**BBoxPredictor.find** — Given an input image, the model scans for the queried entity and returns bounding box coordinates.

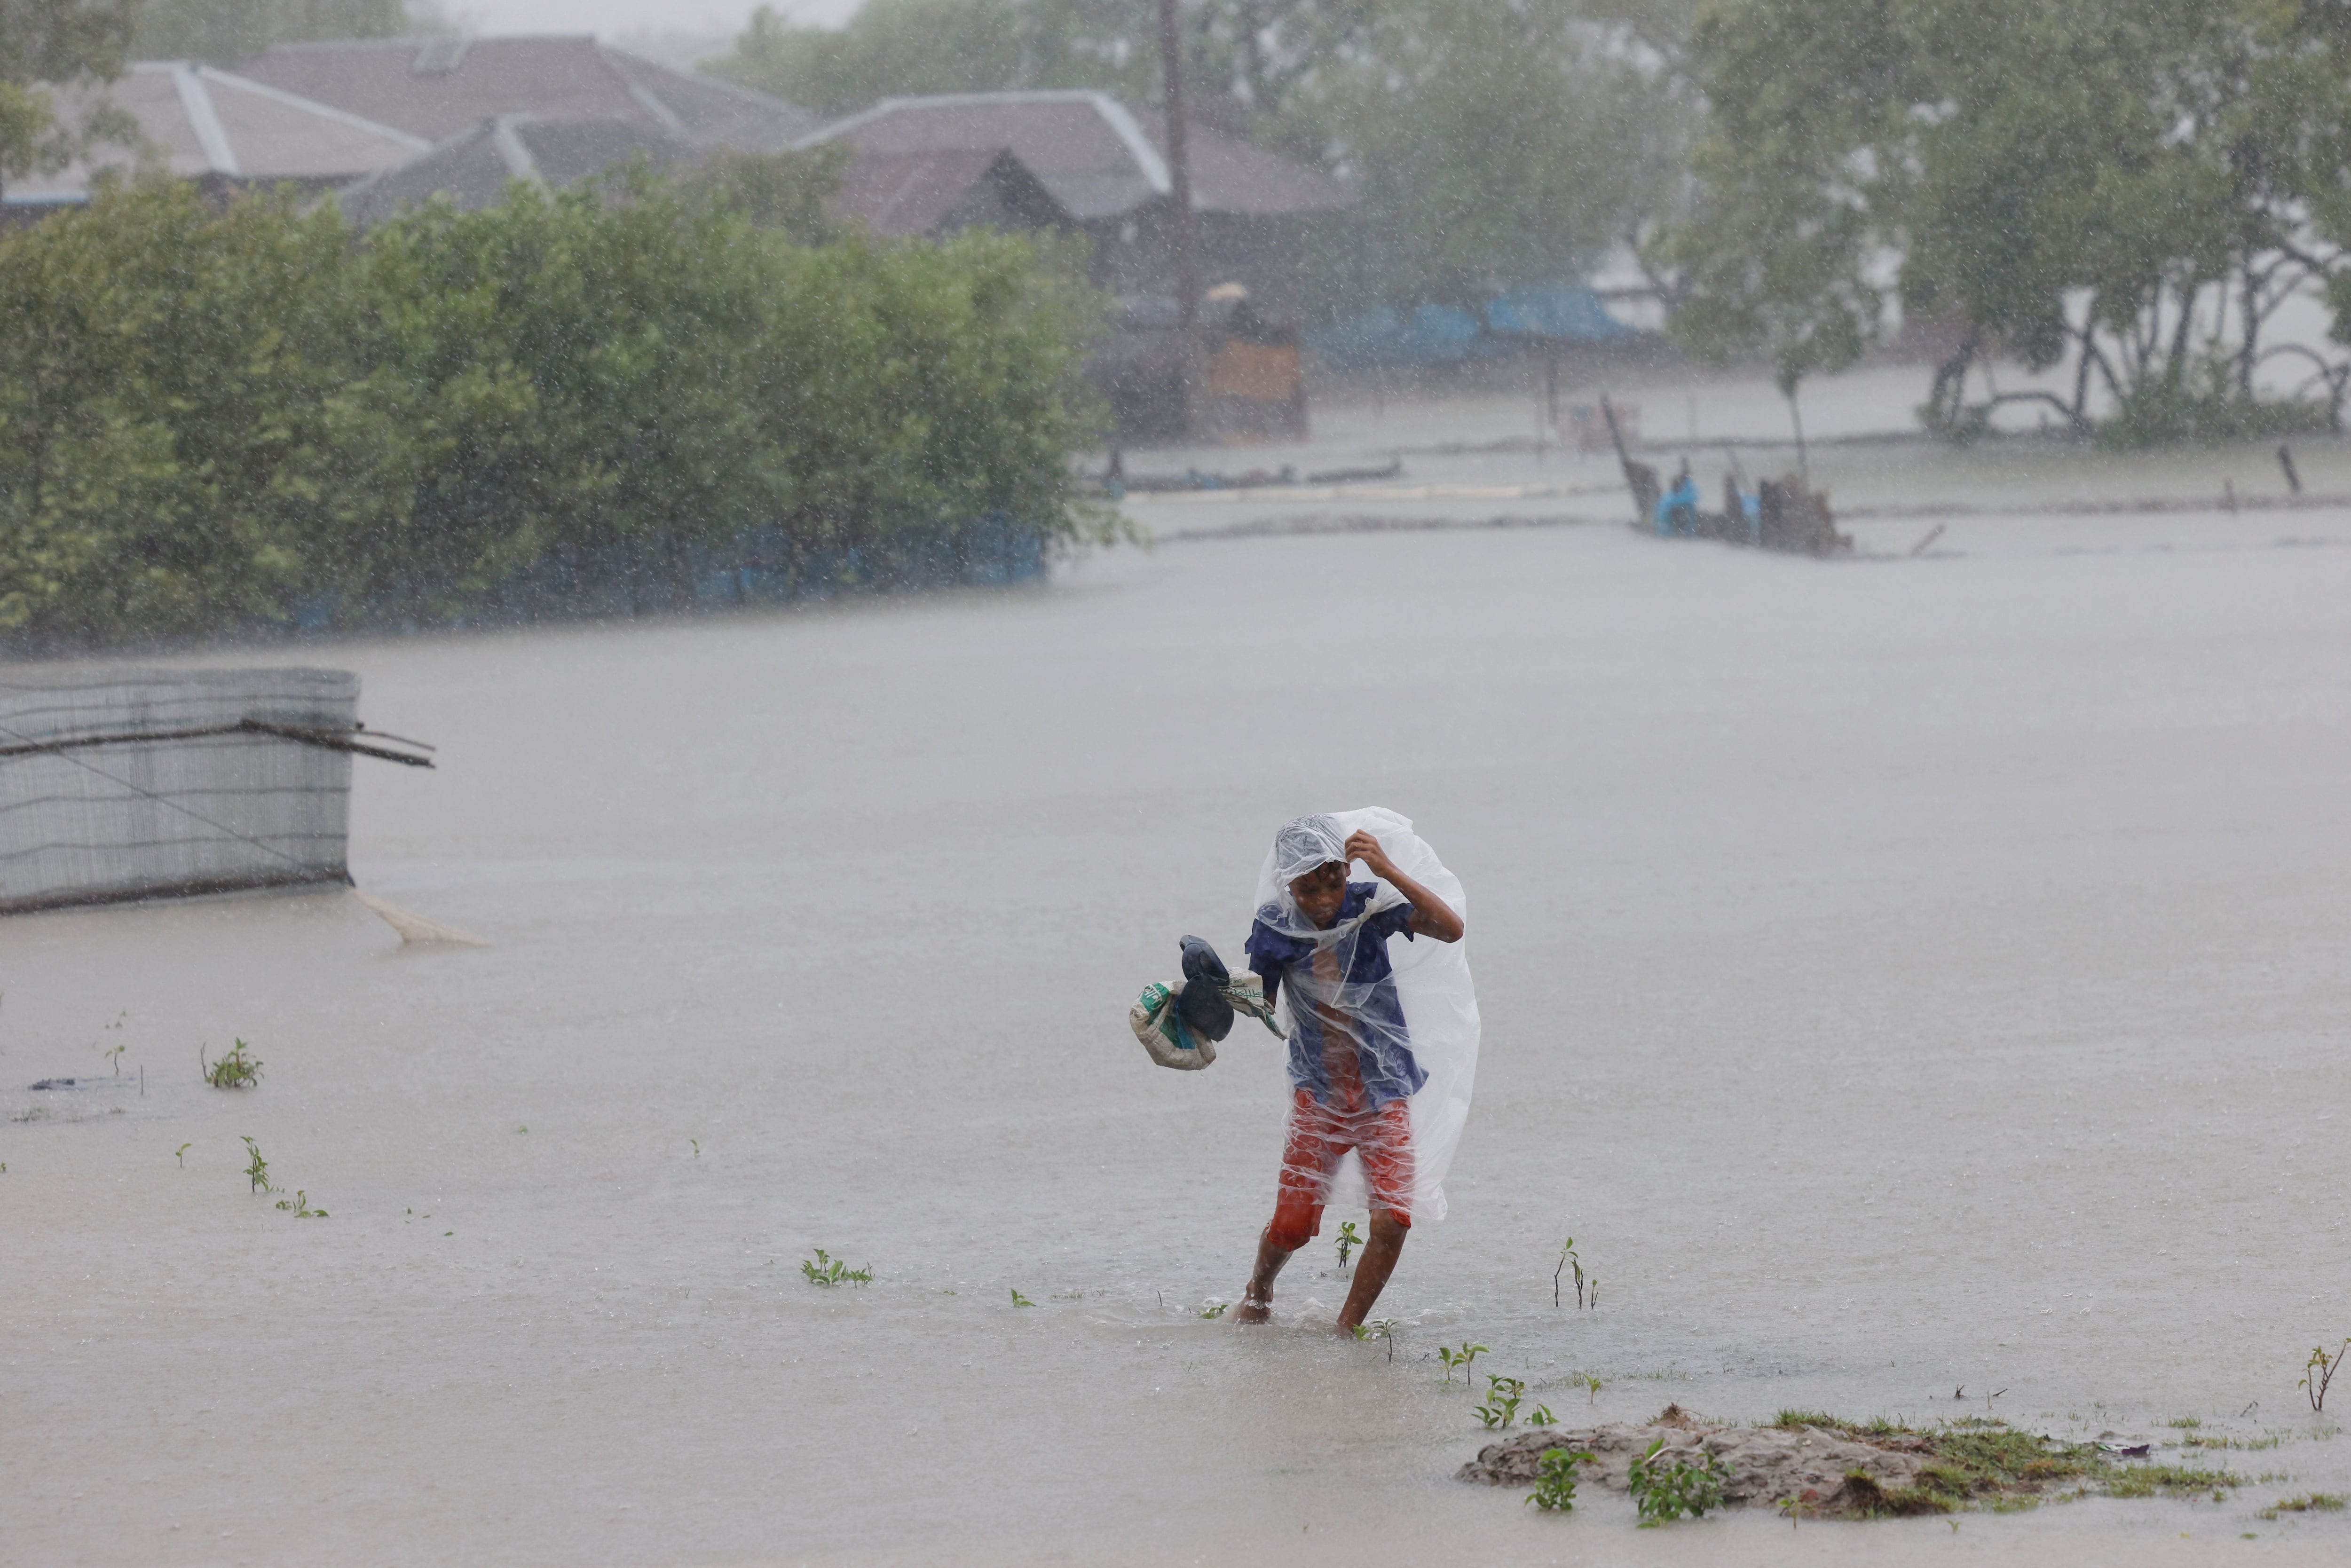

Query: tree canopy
[708,0,1383,120]
[0,0,135,191]
[1285,0,1687,316]
[1658,0,2351,440]
[127,0,413,66]
[0,170,1109,647]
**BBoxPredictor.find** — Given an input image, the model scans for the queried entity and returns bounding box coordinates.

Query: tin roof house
[2,60,428,215]
[805,91,1354,439]
[234,34,817,225]
[6,36,817,223]
[806,91,1348,319]
[832,146,1070,238]
[229,34,818,149]
[336,115,699,227]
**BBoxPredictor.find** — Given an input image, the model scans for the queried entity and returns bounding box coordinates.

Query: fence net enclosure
[0,667,358,914]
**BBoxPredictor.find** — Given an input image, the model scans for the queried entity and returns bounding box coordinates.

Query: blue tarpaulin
[1306,283,1634,372]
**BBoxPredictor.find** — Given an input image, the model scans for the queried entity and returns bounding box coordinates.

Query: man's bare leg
[1335,1210,1406,1332]
[1231,1226,1294,1323]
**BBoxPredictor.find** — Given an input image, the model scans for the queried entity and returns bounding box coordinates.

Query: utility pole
[1157,0,1204,440]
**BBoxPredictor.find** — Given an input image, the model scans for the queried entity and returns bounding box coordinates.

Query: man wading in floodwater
[1231,815,1465,1330]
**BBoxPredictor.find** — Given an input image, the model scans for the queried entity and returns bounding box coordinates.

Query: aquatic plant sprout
[1251,807,1479,1222]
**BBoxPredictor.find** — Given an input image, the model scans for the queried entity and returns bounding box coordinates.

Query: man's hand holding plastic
[1344,829,1464,944]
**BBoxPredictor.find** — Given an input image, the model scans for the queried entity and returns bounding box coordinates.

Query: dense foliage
[128,0,412,66]
[1280,0,1688,316]
[0,173,1109,647]
[0,0,135,191]
[1658,0,2351,441]
[711,0,1303,119]
[712,0,2351,439]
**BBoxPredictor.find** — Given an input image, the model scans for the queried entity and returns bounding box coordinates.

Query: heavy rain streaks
[7,2,2351,1565]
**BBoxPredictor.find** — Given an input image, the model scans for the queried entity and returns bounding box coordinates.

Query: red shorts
[1267,1087,1415,1250]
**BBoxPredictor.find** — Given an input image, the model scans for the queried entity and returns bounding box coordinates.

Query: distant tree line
[0,166,1109,647]
[718,0,2351,443]
[1656,0,2351,443]
[128,0,422,65]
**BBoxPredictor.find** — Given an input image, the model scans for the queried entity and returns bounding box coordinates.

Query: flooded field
[7,381,2351,1565]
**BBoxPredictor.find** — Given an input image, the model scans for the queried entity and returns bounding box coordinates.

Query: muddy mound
[1459,1410,1924,1516]
[1457,1409,2226,1518]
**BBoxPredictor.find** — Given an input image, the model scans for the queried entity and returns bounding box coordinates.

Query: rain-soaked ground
[7,367,2351,1566]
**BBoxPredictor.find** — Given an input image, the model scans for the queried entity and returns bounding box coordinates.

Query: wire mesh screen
[0,667,358,914]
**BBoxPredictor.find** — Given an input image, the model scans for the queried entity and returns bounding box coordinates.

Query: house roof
[229,35,816,150]
[835,148,1002,235]
[833,146,1072,236]
[801,91,1351,221]
[5,61,429,203]
[337,114,697,228]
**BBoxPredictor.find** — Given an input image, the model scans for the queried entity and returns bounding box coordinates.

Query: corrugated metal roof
[336,115,698,228]
[229,36,816,150]
[831,146,1073,236]
[803,91,1351,220]
[835,148,1003,235]
[6,62,429,202]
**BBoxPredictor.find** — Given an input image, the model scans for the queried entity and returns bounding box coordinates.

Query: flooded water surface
[8,476,2351,1563]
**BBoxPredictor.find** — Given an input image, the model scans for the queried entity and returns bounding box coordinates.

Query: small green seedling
[1010,1289,1035,1307]
[1528,1404,1556,1426]
[1438,1341,1488,1383]
[1335,1220,1363,1272]
[2301,1339,2347,1413]
[174,1143,191,1167]
[274,1189,327,1217]
[203,1040,262,1089]
[1526,1446,1594,1512]
[1351,1318,1398,1361]
[1627,1436,1729,1526]
[690,1139,699,1157]
[1555,1238,1586,1309]
[799,1248,870,1285]
[1580,1372,1606,1406]
[1198,1301,1228,1319]
[1476,1374,1526,1429]
[1777,1494,1811,1529]
[102,1041,126,1075]
[240,1135,271,1193]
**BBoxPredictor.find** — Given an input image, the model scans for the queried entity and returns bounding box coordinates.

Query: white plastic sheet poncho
[1250,807,1480,1222]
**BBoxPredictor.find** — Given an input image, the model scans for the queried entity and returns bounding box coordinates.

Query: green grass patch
[2256,1493,2346,1521]
[2178,1432,2282,1450]
[2101,1462,2239,1500]
[1758,1415,2242,1516]
[1772,1409,1842,1430]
